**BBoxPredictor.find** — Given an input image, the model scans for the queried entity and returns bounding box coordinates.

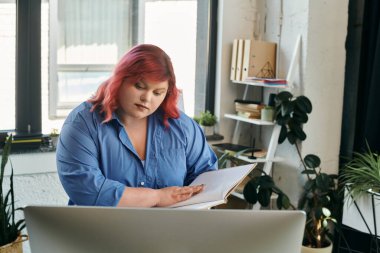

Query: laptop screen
[24,206,305,253]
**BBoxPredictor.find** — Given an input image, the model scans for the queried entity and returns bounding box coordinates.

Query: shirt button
[140,181,145,186]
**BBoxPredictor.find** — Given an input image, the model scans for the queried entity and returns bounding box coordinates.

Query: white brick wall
[3,154,68,253]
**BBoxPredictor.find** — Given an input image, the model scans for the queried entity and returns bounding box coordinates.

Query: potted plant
[0,135,27,253]
[339,144,380,239]
[195,110,217,136]
[260,105,275,122]
[340,144,380,199]
[243,91,340,252]
[50,128,60,149]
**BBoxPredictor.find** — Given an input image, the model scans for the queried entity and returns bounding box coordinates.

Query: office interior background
[0,0,380,252]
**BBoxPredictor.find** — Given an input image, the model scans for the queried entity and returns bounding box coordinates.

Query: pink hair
[88,44,180,128]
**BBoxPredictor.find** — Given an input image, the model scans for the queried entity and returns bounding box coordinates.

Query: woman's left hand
[155,184,204,207]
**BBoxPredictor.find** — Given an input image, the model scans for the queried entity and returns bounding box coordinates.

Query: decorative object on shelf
[260,106,274,122]
[243,91,340,252]
[261,93,276,122]
[0,135,28,253]
[194,110,217,136]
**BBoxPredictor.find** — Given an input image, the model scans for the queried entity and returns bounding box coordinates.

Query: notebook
[24,205,305,253]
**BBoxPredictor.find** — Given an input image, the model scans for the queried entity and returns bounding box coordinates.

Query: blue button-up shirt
[56,102,218,206]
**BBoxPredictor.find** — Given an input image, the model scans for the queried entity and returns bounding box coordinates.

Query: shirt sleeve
[181,115,218,185]
[56,112,125,206]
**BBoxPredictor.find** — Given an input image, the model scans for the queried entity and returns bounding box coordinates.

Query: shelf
[232,80,288,89]
[231,191,245,200]
[224,114,275,125]
[231,191,279,202]
[236,155,284,164]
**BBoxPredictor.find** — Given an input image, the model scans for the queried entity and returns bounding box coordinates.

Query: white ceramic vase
[301,243,333,253]
[261,107,274,122]
[202,126,214,136]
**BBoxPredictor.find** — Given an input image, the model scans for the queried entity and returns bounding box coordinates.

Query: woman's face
[118,78,169,121]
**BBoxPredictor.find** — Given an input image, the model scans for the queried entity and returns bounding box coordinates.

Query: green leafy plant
[0,135,26,247]
[217,148,255,169]
[243,91,340,249]
[340,143,380,200]
[193,116,201,125]
[50,128,59,137]
[198,110,217,127]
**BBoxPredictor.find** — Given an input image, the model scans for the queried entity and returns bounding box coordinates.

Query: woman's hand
[117,184,204,208]
[155,184,204,207]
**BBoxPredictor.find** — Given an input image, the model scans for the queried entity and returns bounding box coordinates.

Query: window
[49,0,133,118]
[0,0,16,130]
[0,0,214,135]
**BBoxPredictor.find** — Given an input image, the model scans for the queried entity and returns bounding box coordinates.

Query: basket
[0,235,28,253]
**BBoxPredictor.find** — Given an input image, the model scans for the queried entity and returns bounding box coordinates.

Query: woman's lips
[135,103,149,110]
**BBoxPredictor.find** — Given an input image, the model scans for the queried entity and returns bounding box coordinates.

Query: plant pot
[202,126,215,136]
[342,186,380,236]
[261,107,274,122]
[0,235,28,253]
[301,243,333,253]
[51,136,59,148]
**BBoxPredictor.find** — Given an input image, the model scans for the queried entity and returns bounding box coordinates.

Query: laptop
[24,206,305,253]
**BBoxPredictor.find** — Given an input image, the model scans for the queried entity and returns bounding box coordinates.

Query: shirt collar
[111,111,124,127]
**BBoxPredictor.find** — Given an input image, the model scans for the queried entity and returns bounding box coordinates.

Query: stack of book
[234,100,264,119]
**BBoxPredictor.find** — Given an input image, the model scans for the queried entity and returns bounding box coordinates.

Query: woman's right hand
[155,185,204,207]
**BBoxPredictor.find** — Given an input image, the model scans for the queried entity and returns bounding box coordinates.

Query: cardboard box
[241,40,277,80]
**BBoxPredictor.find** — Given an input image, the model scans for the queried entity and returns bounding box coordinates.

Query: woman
[56,44,218,207]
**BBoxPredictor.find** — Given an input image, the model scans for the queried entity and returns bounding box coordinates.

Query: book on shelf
[234,99,261,104]
[168,164,256,209]
[230,39,238,81]
[235,39,244,81]
[242,40,277,80]
[235,101,264,119]
[236,111,261,119]
[244,77,288,85]
[235,102,264,112]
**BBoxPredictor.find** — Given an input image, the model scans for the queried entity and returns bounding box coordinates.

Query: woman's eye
[135,83,144,89]
[153,92,163,96]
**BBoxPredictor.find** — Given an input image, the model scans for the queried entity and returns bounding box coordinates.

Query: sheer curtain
[51,0,133,115]
[57,0,132,64]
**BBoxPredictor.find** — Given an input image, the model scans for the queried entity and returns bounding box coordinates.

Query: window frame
[6,0,218,139]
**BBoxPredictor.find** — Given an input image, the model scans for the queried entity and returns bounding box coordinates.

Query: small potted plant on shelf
[260,105,275,122]
[50,128,59,149]
[0,135,27,253]
[243,91,340,252]
[195,110,217,136]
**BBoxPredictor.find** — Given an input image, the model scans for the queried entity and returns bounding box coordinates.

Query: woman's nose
[140,92,151,102]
